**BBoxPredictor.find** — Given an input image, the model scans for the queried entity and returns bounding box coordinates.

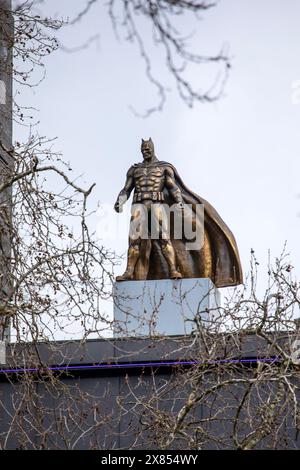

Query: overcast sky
[15,0,300,311]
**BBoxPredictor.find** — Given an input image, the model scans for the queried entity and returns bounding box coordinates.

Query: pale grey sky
[16,0,300,298]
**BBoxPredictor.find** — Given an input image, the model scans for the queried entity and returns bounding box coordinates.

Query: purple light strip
[0,357,281,374]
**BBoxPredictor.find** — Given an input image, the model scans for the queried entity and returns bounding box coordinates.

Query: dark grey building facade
[0,335,299,450]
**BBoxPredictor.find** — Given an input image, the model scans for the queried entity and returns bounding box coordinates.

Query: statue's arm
[114,166,135,213]
[165,167,184,206]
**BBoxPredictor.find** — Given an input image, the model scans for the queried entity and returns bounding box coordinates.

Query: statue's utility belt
[133,191,165,202]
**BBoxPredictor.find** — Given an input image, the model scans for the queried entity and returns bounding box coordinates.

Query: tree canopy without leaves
[31,0,230,115]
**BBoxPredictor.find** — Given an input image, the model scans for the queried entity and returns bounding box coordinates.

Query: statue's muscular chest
[133,165,165,191]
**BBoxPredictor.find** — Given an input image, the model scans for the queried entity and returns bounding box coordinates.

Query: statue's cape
[133,161,243,287]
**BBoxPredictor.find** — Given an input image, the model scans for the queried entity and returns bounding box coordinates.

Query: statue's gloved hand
[114,201,123,213]
[114,193,127,213]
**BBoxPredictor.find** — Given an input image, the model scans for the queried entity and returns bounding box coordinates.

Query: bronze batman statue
[114,138,243,288]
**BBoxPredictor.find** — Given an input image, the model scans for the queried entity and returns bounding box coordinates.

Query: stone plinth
[113,278,220,337]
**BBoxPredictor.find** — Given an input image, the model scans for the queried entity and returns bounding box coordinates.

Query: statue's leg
[152,203,182,279]
[160,240,182,279]
[116,204,144,281]
[116,239,141,281]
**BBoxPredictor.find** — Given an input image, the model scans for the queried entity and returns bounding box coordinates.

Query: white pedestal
[113,278,220,337]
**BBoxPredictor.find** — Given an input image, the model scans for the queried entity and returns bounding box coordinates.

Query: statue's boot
[116,271,134,281]
[170,270,182,279]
